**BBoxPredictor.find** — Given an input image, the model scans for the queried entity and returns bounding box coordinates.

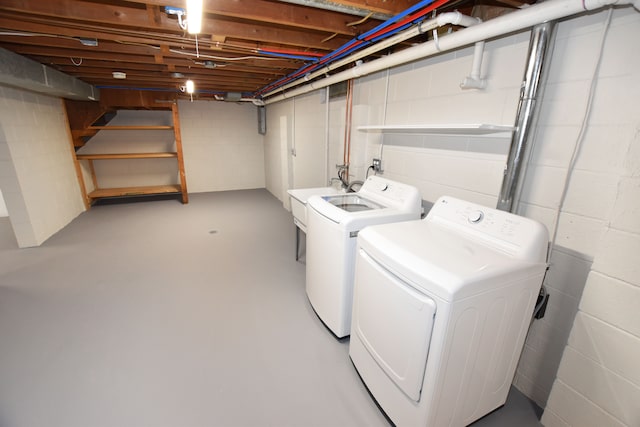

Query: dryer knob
[468,210,484,223]
[380,183,389,191]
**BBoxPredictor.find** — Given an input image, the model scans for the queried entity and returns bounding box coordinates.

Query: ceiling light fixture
[185,79,195,94]
[164,4,202,34]
[185,79,195,102]
[165,4,203,57]
[186,0,203,35]
[112,71,126,79]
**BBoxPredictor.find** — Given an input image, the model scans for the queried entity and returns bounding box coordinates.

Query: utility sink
[287,186,343,233]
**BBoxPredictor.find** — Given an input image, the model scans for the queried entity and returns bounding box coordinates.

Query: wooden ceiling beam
[90,79,259,92]
[36,56,298,76]
[68,70,271,85]
[125,0,383,35]
[0,35,302,72]
[8,36,302,69]
[0,14,344,73]
[0,43,156,63]
[0,1,354,51]
[308,0,423,15]
[0,16,194,48]
[1,41,300,70]
[0,0,439,94]
[0,0,163,31]
[0,35,161,56]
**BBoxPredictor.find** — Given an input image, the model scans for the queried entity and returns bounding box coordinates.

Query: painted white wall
[179,100,265,192]
[538,9,640,427]
[263,6,640,416]
[0,86,85,247]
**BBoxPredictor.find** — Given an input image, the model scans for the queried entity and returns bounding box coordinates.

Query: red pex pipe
[257,0,450,96]
[366,0,449,40]
[259,48,325,57]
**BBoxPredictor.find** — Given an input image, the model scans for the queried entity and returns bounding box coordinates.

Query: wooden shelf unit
[71,103,188,205]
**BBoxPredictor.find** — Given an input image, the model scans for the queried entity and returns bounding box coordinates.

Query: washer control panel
[359,176,421,210]
[467,210,484,224]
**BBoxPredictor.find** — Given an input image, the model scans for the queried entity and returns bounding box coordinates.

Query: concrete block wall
[540,9,640,426]
[0,86,84,247]
[349,32,530,207]
[179,100,265,193]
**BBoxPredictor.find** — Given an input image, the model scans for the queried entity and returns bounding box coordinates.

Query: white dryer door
[353,249,437,401]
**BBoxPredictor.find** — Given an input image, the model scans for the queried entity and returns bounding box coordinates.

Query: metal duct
[497,22,557,213]
[276,0,393,20]
[0,48,98,101]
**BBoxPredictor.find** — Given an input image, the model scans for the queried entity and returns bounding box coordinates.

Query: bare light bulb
[185,80,195,94]
[186,0,203,34]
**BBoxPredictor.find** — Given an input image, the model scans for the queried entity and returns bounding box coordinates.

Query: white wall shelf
[357,124,515,136]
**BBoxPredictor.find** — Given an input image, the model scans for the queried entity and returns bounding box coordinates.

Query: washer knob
[468,210,484,223]
[380,183,389,191]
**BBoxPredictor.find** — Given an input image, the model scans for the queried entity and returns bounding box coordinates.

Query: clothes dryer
[349,196,548,426]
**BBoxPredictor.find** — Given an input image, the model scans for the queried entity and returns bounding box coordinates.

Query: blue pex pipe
[257,50,321,61]
[255,0,437,95]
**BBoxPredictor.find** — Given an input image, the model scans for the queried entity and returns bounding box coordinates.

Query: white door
[292,93,328,189]
[352,249,437,401]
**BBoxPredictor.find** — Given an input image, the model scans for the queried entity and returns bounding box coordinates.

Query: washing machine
[349,196,548,426]
[305,176,421,338]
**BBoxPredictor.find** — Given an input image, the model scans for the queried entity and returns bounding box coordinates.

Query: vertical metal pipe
[497,22,557,212]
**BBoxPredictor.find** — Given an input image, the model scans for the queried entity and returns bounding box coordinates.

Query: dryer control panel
[428,196,549,262]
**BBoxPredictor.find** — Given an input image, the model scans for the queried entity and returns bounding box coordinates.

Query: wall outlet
[372,158,382,172]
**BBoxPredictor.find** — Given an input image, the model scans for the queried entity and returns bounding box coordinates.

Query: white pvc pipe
[264,0,632,104]
[460,41,486,89]
[264,11,480,98]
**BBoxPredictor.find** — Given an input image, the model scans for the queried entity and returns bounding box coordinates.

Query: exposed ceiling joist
[0,0,532,99]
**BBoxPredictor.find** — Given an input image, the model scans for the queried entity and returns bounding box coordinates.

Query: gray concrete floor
[0,190,542,427]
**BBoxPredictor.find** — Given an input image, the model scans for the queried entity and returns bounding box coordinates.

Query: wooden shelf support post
[172,103,189,204]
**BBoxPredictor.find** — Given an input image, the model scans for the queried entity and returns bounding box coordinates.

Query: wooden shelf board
[77,152,178,160]
[357,124,515,135]
[87,125,174,130]
[88,185,182,198]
